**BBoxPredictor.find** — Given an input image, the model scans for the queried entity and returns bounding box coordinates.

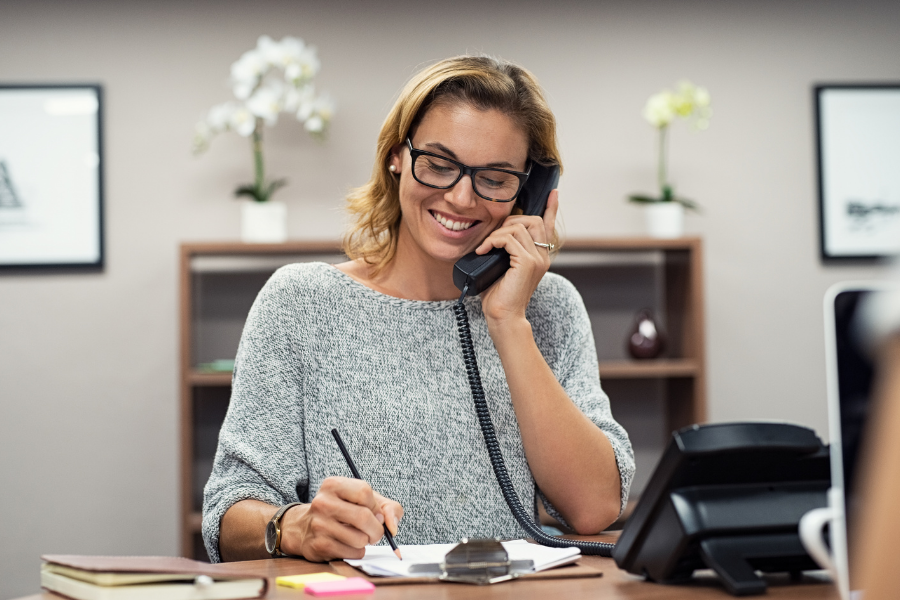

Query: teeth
[432,211,474,231]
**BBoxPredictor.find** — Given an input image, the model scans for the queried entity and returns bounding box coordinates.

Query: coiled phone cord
[453,287,615,557]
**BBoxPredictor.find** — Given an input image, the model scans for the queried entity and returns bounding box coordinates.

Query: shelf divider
[599,359,699,379]
[187,512,202,533]
[189,371,233,386]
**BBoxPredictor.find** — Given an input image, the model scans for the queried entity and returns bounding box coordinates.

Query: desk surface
[21,535,838,600]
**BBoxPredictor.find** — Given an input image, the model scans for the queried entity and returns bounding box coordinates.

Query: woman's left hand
[476,190,559,325]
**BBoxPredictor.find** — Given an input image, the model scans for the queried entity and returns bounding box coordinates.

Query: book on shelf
[40,555,266,600]
[195,359,235,373]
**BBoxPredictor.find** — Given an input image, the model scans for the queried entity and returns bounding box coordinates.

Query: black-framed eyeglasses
[405,138,530,203]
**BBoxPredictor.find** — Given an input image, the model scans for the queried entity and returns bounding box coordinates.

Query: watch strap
[269,502,303,557]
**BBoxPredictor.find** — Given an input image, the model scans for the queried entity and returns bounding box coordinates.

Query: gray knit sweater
[202,263,634,563]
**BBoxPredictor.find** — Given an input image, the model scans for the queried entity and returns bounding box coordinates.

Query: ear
[387,143,403,174]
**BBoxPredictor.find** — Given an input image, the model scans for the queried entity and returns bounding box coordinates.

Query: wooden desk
[21,535,838,600]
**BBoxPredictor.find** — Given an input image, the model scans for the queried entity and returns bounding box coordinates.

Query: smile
[430,210,477,232]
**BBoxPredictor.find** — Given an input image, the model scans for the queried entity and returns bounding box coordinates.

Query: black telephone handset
[452,163,560,296]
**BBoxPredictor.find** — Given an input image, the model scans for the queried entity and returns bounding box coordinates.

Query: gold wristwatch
[264,502,303,557]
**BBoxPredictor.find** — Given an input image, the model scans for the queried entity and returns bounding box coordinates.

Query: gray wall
[2,0,899,596]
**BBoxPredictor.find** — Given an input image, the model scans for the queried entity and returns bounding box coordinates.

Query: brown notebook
[41,555,267,600]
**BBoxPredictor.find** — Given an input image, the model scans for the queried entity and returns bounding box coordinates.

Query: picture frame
[815,84,900,260]
[0,84,104,270]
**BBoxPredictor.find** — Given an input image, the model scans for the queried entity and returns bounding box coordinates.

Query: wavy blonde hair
[343,55,562,272]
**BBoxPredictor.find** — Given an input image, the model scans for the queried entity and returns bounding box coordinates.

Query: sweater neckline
[320,263,478,310]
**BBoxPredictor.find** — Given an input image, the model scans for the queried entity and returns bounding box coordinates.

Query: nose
[445,174,478,209]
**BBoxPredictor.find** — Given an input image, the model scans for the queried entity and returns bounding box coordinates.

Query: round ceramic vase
[627,308,666,359]
[241,200,287,243]
[644,202,684,238]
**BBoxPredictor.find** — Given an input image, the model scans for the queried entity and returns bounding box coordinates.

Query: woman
[203,55,634,563]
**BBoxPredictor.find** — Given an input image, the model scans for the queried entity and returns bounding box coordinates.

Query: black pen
[330,428,402,560]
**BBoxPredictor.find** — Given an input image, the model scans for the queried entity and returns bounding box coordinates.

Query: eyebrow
[422,141,521,170]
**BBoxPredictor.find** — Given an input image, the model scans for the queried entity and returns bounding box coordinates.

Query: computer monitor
[823,282,900,600]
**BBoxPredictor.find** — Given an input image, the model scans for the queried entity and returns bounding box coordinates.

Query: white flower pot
[241,200,287,243]
[644,202,684,238]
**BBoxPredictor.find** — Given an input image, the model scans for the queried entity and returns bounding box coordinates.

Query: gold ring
[534,242,554,251]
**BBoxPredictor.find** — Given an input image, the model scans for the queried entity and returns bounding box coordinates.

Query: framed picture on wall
[0,84,104,270]
[815,84,900,260]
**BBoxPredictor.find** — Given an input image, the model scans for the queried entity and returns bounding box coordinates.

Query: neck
[374,240,461,302]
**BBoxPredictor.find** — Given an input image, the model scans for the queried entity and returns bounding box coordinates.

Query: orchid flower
[629,79,712,210]
[193,35,335,202]
[229,106,257,137]
[246,84,283,126]
[643,91,675,128]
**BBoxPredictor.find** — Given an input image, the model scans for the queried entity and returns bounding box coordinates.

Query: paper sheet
[345,540,580,578]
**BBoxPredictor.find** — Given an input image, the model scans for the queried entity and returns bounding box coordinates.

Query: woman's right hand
[279,476,403,562]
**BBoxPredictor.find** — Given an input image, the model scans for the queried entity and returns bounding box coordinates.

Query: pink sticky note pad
[303,577,375,596]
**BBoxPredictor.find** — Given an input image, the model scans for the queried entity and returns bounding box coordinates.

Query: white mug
[798,488,850,600]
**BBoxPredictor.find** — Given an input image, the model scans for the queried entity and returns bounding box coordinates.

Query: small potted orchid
[193,35,335,242]
[628,80,711,238]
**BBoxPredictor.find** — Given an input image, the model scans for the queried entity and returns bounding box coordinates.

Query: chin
[428,248,469,265]
[430,238,484,263]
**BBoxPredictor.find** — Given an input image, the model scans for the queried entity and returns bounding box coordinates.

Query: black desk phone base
[446,162,827,595]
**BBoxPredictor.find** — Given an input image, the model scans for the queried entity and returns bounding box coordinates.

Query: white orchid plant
[193,35,335,202]
[628,80,711,210]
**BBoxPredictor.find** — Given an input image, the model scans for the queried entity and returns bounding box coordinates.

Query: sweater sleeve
[529,274,635,527]
[202,267,309,563]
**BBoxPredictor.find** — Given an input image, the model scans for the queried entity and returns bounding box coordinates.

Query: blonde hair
[343,55,562,272]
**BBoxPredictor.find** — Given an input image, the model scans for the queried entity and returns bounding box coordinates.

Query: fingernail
[376,513,385,524]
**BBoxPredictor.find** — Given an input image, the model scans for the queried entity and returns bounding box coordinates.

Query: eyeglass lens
[413,154,521,201]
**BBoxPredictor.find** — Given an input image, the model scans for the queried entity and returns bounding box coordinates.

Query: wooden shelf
[179,238,706,559]
[190,362,699,386]
[598,359,699,379]
[182,240,343,255]
[189,371,233,386]
[563,236,701,251]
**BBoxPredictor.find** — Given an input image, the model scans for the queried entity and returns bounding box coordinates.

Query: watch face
[265,520,278,555]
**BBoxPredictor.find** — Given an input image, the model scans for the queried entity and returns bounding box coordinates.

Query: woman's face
[389,102,530,265]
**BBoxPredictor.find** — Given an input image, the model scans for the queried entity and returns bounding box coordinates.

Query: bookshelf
[179,238,706,559]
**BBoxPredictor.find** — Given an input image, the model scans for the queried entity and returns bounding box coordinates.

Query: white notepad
[345,540,580,578]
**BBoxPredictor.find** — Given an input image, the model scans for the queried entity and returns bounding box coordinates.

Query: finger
[504,217,552,263]
[493,215,546,248]
[305,520,369,561]
[311,485,384,544]
[314,514,379,550]
[325,477,380,513]
[376,495,405,536]
[329,501,385,544]
[477,222,540,257]
[504,233,538,267]
[500,189,558,242]
[483,224,544,264]
[479,230,535,269]
[509,222,544,257]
